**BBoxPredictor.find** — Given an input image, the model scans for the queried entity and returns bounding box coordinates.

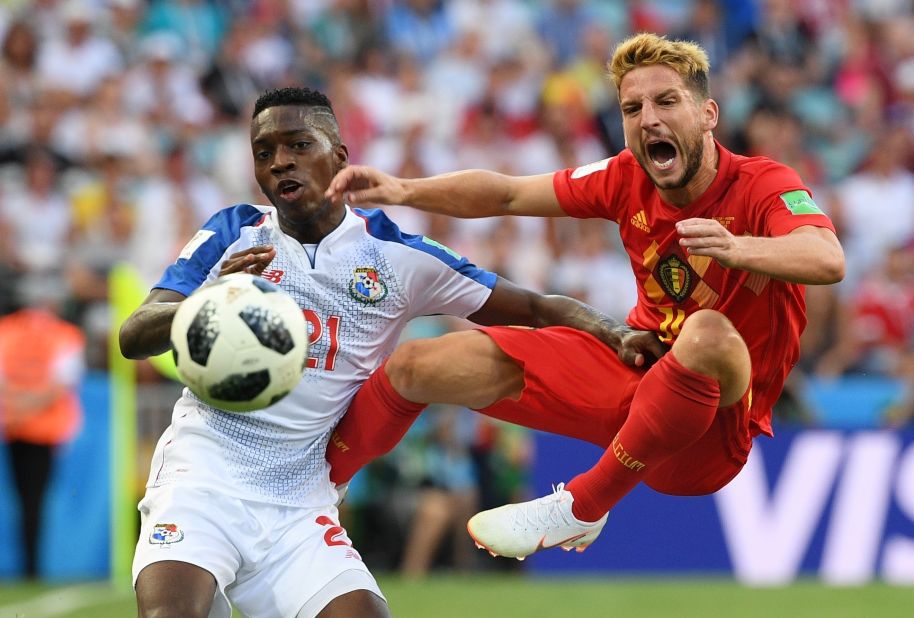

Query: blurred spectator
[399,406,478,579]
[0,147,71,297]
[816,243,914,378]
[306,0,382,64]
[36,0,123,107]
[536,0,597,68]
[200,23,262,121]
[0,20,40,110]
[52,74,156,170]
[122,31,213,132]
[830,129,914,294]
[139,0,228,72]
[0,280,85,578]
[130,142,223,284]
[385,0,455,65]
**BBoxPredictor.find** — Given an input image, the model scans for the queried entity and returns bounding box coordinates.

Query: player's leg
[229,503,388,617]
[136,561,220,618]
[326,330,524,485]
[468,310,750,558]
[564,308,751,519]
[133,486,240,618]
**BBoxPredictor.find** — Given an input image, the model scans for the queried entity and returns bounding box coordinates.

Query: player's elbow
[820,249,846,284]
[119,319,147,360]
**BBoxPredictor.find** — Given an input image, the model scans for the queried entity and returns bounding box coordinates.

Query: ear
[702,98,719,132]
[334,143,349,171]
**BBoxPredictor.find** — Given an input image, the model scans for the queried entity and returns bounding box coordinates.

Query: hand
[218,245,276,277]
[677,218,743,268]
[324,165,407,206]
[615,325,667,368]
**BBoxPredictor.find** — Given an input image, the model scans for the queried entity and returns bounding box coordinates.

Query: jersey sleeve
[154,204,265,296]
[356,209,496,318]
[552,156,623,222]
[747,163,836,237]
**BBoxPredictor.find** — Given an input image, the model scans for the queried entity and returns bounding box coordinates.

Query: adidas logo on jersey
[631,210,650,232]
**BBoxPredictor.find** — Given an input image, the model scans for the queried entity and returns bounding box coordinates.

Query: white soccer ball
[170,272,308,413]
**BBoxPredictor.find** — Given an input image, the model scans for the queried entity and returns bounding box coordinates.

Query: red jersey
[553,143,836,437]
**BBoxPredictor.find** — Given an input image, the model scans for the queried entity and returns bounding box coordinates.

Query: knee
[672,310,750,380]
[386,339,437,399]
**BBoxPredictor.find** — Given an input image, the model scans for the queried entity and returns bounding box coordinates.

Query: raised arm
[325,165,565,218]
[469,276,667,367]
[677,221,845,285]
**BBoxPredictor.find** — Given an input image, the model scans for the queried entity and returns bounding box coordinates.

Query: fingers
[325,165,401,205]
[219,245,276,276]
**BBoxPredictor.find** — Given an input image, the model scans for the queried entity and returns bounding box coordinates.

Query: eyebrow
[251,128,313,145]
[620,87,681,107]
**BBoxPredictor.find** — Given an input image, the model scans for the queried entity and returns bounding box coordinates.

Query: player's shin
[565,352,720,522]
[326,362,426,485]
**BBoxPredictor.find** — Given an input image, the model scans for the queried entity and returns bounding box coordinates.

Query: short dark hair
[252,87,335,119]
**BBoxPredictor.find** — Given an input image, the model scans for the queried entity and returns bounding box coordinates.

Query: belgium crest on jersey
[349,267,388,304]
[655,254,694,303]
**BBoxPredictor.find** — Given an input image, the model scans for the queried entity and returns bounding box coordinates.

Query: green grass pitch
[0,575,911,617]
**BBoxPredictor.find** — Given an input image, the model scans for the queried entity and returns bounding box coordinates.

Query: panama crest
[348,267,388,304]
[150,523,184,545]
[655,254,694,303]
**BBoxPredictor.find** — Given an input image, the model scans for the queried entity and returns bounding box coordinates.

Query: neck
[278,200,345,244]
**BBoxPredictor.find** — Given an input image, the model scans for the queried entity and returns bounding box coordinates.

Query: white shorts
[132,485,385,617]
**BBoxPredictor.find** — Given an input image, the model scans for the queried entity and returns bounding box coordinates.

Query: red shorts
[478,326,753,496]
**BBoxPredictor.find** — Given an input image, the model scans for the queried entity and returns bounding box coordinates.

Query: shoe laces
[513,482,573,531]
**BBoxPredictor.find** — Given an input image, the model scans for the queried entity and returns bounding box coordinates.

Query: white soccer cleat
[467,483,608,559]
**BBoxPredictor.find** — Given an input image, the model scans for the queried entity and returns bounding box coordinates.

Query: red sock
[565,352,720,522]
[327,362,426,484]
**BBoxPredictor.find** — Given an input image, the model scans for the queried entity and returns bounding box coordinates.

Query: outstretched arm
[325,165,565,218]
[677,221,845,284]
[469,277,666,367]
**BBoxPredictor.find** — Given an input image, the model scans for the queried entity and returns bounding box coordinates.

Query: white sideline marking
[0,584,124,617]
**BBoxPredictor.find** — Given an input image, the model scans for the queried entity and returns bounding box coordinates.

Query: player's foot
[334,482,349,507]
[467,483,607,560]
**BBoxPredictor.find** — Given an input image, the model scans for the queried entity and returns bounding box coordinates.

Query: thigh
[136,561,221,618]
[645,386,754,496]
[133,486,241,618]
[477,326,644,447]
[230,506,385,618]
[391,329,526,408]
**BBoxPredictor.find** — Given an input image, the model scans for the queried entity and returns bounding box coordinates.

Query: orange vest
[0,309,85,445]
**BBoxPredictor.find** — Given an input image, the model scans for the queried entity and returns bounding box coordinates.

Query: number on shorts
[316,515,351,547]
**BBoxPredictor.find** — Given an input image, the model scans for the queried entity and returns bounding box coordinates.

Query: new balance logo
[261,269,284,283]
[631,210,650,232]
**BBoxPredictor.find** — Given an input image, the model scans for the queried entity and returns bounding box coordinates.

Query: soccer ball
[170,273,308,413]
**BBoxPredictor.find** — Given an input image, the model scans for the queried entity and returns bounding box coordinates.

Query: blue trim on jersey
[155,204,265,296]
[355,208,497,289]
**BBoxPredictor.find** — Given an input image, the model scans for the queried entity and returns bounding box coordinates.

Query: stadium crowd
[2,0,914,576]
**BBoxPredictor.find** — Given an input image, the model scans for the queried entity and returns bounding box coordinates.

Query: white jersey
[146,204,495,508]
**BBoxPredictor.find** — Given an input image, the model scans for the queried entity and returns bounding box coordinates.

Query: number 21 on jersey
[302,310,341,371]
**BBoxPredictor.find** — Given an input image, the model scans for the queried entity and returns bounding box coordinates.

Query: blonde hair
[609,33,710,98]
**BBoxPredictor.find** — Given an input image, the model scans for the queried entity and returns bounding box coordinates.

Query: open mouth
[646,139,677,170]
[277,179,304,200]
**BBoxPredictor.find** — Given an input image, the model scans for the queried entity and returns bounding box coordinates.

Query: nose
[640,101,660,129]
[271,145,295,173]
